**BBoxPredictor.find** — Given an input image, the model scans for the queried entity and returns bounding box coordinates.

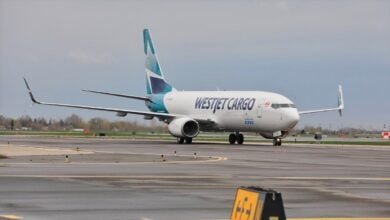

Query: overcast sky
[1,0,389,130]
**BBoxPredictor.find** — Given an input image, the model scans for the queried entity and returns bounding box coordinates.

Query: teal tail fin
[143,29,174,95]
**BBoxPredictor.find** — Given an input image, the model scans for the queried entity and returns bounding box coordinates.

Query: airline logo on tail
[143,29,174,95]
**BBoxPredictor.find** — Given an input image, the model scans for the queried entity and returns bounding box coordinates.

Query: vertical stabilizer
[143,29,174,95]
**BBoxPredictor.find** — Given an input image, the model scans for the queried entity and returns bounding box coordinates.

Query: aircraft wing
[23,78,177,120]
[82,89,150,101]
[24,78,218,125]
[299,85,344,116]
[298,107,343,115]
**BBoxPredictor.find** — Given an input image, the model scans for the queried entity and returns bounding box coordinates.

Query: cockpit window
[271,103,295,109]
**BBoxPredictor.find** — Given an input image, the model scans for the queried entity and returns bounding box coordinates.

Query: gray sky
[1,0,389,130]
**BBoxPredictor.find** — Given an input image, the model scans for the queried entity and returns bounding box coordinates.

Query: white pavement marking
[0,174,232,179]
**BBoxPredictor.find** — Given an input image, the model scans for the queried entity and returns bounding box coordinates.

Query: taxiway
[0,136,389,220]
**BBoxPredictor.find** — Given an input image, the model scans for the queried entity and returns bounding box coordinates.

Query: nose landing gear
[229,132,244,144]
[273,138,282,146]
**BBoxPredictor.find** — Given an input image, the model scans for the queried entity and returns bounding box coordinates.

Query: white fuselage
[162,91,300,133]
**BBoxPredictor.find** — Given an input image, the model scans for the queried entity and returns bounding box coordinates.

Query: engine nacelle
[116,111,127,117]
[168,117,200,138]
[260,131,289,139]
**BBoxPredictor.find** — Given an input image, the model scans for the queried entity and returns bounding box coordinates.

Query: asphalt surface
[0,136,389,220]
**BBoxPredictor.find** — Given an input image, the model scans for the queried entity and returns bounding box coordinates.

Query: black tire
[185,137,192,144]
[177,137,185,144]
[273,138,282,146]
[237,133,244,144]
[229,133,236,144]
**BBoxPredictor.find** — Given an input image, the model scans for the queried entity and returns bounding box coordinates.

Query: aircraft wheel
[177,137,185,144]
[185,137,193,144]
[237,133,244,144]
[273,138,282,146]
[229,133,236,144]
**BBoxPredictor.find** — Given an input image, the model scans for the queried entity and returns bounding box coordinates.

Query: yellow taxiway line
[0,215,23,220]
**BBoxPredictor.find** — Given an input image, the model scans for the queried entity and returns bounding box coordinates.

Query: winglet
[23,78,40,104]
[338,85,344,117]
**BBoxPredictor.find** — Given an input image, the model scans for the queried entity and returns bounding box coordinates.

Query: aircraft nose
[285,109,300,128]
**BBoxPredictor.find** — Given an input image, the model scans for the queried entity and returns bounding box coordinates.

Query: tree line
[0,114,382,137]
[0,114,166,133]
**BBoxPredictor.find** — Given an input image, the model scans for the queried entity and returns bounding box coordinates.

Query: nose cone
[285,109,300,129]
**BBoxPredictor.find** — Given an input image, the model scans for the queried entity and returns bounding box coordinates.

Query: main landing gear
[273,138,282,146]
[229,132,244,144]
[177,137,192,144]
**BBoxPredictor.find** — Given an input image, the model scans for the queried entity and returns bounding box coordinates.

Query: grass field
[1,131,389,146]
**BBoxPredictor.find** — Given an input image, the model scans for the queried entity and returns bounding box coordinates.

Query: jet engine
[260,131,289,139]
[168,117,200,138]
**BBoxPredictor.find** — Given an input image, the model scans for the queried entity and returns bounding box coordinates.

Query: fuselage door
[257,105,262,118]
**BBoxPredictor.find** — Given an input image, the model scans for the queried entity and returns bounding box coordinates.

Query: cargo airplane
[24,29,344,146]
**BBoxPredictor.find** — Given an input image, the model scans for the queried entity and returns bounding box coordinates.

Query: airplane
[23,28,344,146]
